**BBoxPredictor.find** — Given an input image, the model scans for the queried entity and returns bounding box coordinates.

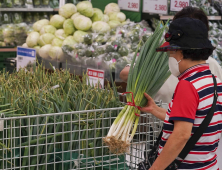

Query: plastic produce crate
[0,50,16,62]
[36,56,61,70]
[0,105,165,170]
[0,60,16,74]
[0,48,17,72]
[0,52,16,71]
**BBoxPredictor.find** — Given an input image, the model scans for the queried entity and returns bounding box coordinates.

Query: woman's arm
[149,120,193,170]
[140,93,167,121]
[119,66,130,82]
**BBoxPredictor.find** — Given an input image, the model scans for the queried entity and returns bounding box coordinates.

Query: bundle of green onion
[0,65,123,169]
[104,22,171,154]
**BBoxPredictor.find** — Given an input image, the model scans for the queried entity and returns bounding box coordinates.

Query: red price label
[86,68,105,88]
[174,1,188,8]
[170,0,189,11]
[128,2,139,9]
[155,4,167,11]
[143,0,168,15]
[118,0,140,12]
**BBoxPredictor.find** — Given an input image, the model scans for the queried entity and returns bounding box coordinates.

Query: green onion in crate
[104,21,171,154]
[0,65,123,169]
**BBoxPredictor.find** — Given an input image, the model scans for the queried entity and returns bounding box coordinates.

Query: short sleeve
[169,80,199,124]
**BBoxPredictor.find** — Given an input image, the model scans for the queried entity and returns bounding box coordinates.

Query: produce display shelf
[160,15,222,20]
[0,48,17,52]
[0,8,54,12]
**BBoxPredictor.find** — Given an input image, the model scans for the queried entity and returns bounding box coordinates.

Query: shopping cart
[0,104,165,170]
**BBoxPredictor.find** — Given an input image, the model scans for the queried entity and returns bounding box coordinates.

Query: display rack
[0,8,55,12]
[160,15,222,20]
[0,48,17,52]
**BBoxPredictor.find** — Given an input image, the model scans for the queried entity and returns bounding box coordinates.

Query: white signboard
[143,0,168,15]
[59,0,65,8]
[86,68,105,88]
[170,0,189,11]
[118,0,140,12]
[17,47,36,72]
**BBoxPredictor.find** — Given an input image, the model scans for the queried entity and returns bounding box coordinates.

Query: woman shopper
[141,17,222,170]
[119,6,222,104]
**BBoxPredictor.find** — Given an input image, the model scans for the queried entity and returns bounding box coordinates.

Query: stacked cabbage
[68,22,152,74]
[24,1,128,62]
[0,23,31,47]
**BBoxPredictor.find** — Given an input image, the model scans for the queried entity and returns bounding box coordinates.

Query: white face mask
[168,57,181,77]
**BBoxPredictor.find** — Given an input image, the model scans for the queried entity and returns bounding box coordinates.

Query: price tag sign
[170,0,189,11]
[118,0,140,12]
[59,0,65,8]
[143,0,168,15]
[86,68,105,88]
[17,47,36,72]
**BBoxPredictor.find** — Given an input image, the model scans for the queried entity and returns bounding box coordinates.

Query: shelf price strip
[143,0,168,15]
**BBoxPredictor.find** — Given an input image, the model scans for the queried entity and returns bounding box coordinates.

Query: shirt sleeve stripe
[169,117,194,123]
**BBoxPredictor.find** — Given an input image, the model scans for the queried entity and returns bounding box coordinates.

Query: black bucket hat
[156,17,215,52]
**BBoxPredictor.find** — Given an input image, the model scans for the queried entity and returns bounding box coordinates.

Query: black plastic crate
[0,48,17,62]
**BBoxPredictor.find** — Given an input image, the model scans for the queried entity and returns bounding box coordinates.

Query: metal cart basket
[0,105,164,170]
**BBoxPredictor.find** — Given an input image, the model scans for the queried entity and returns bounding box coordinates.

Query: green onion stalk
[0,64,123,169]
[104,21,171,154]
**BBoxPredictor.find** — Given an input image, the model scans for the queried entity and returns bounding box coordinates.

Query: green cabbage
[49,15,65,29]
[108,20,121,29]
[91,8,104,22]
[118,46,129,56]
[40,25,56,35]
[55,29,67,40]
[73,15,92,31]
[59,3,77,18]
[38,33,55,46]
[104,3,120,15]
[48,46,64,61]
[109,12,126,22]
[63,19,76,35]
[73,30,87,43]
[62,36,77,47]
[33,46,40,56]
[26,31,40,48]
[71,12,80,20]
[0,42,6,47]
[22,43,28,47]
[39,44,52,59]
[4,37,15,45]
[33,19,49,32]
[51,37,63,47]
[122,20,130,26]
[2,25,14,38]
[84,33,93,44]
[92,21,111,33]
[103,14,109,23]
[76,1,94,17]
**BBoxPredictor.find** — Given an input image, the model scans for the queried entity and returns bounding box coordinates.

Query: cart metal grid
[0,106,164,170]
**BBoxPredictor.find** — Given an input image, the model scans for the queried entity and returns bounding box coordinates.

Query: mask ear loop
[177,50,183,64]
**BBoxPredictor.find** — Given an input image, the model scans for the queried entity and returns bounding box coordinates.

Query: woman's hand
[140,93,158,114]
[149,167,158,170]
[141,93,167,121]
